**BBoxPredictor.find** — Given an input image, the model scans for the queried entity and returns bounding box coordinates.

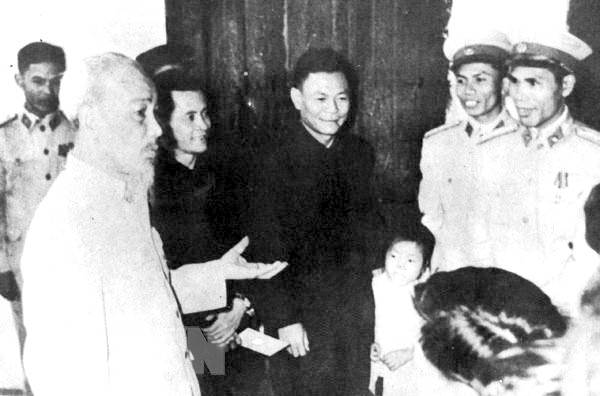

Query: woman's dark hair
[380,223,435,277]
[153,69,208,152]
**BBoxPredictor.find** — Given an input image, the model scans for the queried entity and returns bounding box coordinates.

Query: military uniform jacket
[476,108,600,312]
[0,110,75,281]
[418,110,519,272]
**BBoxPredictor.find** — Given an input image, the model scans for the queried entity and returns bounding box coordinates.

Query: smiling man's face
[507,66,567,129]
[455,62,502,124]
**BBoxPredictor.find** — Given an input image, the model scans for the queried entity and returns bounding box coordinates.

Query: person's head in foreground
[61,52,162,190]
[444,30,512,124]
[290,47,355,147]
[506,30,592,129]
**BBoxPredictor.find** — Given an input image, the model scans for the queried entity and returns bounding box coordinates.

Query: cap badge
[464,47,474,56]
[515,42,527,53]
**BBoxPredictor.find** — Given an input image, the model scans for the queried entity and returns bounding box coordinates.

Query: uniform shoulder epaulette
[0,114,18,129]
[574,121,600,146]
[423,120,462,139]
[479,118,521,145]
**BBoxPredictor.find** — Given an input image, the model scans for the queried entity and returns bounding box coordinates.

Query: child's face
[385,241,424,285]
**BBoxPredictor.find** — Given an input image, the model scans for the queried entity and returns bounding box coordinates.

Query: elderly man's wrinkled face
[16,62,63,118]
[97,67,162,183]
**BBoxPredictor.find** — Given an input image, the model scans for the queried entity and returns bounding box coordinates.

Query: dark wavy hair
[153,69,209,153]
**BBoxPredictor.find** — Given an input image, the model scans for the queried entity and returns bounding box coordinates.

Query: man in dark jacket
[245,47,377,395]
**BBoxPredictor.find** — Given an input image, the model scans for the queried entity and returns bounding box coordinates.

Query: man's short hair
[18,42,66,74]
[291,47,356,90]
[60,52,149,126]
[153,69,208,152]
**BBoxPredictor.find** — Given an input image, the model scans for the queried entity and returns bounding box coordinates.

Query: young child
[369,228,432,395]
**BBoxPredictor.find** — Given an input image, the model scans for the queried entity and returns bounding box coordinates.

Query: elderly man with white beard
[20,53,287,396]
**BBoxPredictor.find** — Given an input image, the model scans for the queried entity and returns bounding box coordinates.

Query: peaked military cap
[510,29,592,74]
[444,29,512,70]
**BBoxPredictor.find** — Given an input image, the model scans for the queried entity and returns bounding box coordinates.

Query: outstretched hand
[221,237,288,280]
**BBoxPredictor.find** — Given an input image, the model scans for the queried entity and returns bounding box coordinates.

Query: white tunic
[476,107,600,314]
[419,110,520,272]
[21,155,227,396]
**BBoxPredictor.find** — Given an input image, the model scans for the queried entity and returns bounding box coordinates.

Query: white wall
[447,0,570,40]
[0,0,166,117]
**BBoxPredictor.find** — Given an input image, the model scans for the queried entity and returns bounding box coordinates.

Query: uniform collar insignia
[493,120,505,130]
[522,129,533,147]
[21,113,32,129]
[49,113,61,131]
[547,127,565,147]
[465,122,474,136]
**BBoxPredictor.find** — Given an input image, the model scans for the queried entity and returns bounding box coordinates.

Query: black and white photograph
[1,0,600,395]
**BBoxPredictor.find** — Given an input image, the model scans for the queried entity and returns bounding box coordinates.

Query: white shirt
[370,271,477,396]
[372,272,421,354]
[21,155,227,396]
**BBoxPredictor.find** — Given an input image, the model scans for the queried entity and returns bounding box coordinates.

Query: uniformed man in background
[478,30,600,315]
[0,41,75,392]
[419,30,519,272]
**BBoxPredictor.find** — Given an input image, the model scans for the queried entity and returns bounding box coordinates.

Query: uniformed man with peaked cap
[477,29,600,315]
[418,29,520,272]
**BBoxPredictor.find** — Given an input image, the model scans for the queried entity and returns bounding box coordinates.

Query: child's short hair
[381,224,435,276]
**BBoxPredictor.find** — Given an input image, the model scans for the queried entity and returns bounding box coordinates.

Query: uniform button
[522,217,529,224]
[448,178,452,183]
[43,148,49,155]
[45,173,52,180]
[40,125,46,132]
